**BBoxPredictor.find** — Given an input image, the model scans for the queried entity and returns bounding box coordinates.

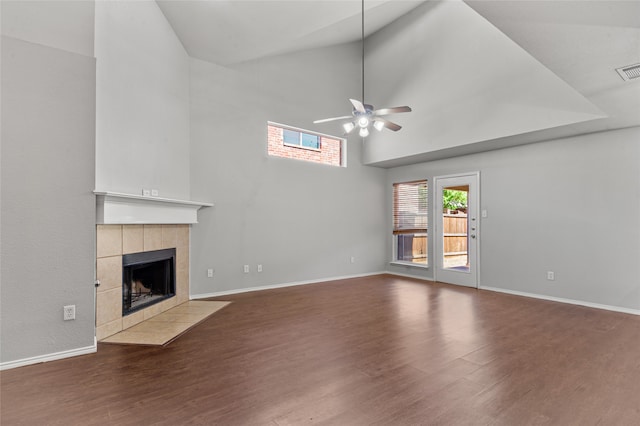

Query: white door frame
[434,172,480,288]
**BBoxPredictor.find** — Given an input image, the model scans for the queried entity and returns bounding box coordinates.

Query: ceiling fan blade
[349,98,367,113]
[376,117,402,131]
[313,115,352,124]
[373,106,412,116]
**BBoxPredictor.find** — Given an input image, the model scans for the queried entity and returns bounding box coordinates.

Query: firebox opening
[122,248,176,316]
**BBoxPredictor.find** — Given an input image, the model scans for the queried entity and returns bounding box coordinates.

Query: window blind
[393,180,428,235]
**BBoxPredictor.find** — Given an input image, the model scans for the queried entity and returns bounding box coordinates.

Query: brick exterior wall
[267,124,343,167]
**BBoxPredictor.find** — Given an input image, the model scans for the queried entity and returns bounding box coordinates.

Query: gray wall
[0,0,95,57]
[189,44,389,296]
[387,127,640,311]
[94,0,191,200]
[1,34,96,363]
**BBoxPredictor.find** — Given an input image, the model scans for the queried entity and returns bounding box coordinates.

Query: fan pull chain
[362,0,365,104]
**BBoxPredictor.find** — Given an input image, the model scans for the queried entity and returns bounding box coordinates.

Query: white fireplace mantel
[94,191,213,224]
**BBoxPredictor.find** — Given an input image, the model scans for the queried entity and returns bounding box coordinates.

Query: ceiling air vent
[616,63,640,81]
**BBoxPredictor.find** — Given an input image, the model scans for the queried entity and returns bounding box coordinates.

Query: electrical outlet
[142,189,151,197]
[151,189,159,197]
[207,269,214,278]
[547,271,555,281]
[63,305,76,321]
[257,264,263,272]
[243,265,250,273]
[350,256,356,264]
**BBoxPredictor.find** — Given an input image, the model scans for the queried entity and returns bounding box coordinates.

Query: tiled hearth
[96,224,190,340]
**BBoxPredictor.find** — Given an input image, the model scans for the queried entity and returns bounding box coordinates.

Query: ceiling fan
[313,0,411,138]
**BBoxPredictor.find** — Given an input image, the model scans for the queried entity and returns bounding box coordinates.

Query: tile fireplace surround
[96,224,189,340]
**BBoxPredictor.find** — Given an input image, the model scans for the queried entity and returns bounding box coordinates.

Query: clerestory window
[283,128,320,150]
[267,122,345,167]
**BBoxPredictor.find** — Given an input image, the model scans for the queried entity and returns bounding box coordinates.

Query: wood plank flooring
[2,274,640,425]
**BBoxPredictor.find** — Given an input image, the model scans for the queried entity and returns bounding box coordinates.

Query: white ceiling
[156,0,424,66]
[466,0,640,131]
[158,0,640,161]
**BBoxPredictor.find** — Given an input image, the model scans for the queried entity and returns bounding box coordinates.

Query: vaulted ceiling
[158,0,640,165]
[157,0,423,66]
[467,0,640,132]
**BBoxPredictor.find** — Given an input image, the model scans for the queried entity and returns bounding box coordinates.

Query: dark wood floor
[2,275,640,425]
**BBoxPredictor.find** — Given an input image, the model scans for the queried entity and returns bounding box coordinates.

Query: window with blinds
[393,180,428,265]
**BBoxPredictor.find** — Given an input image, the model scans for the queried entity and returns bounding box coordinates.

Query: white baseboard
[480,286,640,316]
[190,271,386,300]
[193,272,639,316]
[387,272,639,316]
[0,342,97,371]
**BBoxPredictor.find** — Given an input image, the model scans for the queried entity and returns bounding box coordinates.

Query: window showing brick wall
[268,123,344,167]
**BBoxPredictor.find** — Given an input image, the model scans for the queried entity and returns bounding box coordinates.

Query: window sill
[389,261,429,270]
[283,143,321,152]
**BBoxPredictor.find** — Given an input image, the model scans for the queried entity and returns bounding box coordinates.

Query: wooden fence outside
[443,213,467,254]
[443,213,468,268]
[398,214,468,266]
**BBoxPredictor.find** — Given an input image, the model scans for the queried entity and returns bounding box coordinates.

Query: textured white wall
[387,127,640,311]
[94,0,190,199]
[189,44,389,296]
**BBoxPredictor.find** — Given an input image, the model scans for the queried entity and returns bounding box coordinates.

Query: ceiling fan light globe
[359,127,370,138]
[343,122,356,133]
[357,116,369,128]
[373,120,385,131]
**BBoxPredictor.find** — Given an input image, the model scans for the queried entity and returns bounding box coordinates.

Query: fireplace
[122,248,176,316]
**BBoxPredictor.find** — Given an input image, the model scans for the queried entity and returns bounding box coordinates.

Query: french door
[434,172,479,288]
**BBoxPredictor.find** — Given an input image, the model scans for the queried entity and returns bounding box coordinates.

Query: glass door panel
[435,173,479,288]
